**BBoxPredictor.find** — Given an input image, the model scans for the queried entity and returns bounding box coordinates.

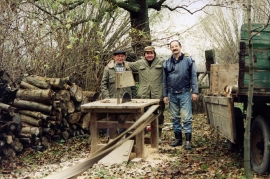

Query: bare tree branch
[162,4,236,14]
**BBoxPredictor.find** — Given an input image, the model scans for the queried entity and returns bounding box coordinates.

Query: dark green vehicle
[204,24,270,174]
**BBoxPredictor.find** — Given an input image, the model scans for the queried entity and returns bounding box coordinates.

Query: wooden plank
[204,96,236,143]
[210,64,238,94]
[90,112,98,155]
[116,71,135,88]
[98,140,134,166]
[81,99,160,111]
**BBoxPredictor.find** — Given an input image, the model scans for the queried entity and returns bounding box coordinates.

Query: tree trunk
[16,89,55,105]
[244,1,252,178]
[129,1,151,55]
[13,99,52,114]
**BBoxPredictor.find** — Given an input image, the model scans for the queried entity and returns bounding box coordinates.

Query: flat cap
[144,46,155,52]
[113,50,126,56]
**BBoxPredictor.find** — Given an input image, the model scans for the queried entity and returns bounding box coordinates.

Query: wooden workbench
[81,98,160,158]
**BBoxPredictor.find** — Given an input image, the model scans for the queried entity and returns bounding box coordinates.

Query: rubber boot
[158,128,162,144]
[185,133,192,150]
[170,132,182,147]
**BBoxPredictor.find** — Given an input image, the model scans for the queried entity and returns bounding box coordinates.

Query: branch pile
[0,75,99,158]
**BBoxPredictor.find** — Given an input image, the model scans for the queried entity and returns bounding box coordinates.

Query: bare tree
[0,0,131,90]
[197,4,244,64]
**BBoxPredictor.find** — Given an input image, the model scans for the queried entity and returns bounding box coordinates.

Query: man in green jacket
[100,50,135,99]
[100,50,136,136]
[128,46,165,144]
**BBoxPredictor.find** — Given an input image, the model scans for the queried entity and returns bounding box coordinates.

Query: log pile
[0,74,99,157]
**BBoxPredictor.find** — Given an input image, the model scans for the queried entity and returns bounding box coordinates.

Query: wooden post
[205,49,216,86]
[115,73,121,104]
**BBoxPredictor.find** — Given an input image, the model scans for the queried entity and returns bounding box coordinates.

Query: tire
[251,115,270,174]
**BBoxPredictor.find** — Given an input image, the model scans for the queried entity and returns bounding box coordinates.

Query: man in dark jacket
[163,40,198,150]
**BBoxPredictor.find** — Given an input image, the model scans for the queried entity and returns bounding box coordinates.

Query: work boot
[170,132,182,147]
[185,133,192,150]
[158,128,162,144]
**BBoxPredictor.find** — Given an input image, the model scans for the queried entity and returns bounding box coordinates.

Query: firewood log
[34,137,41,146]
[61,76,73,85]
[61,131,69,140]
[40,113,51,121]
[10,138,23,152]
[23,76,50,89]
[17,110,41,119]
[65,100,75,114]
[20,114,42,127]
[82,91,100,102]
[16,89,55,105]
[21,126,42,136]
[0,121,18,133]
[12,113,22,133]
[79,112,90,130]
[67,112,82,124]
[18,137,32,145]
[0,134,12,144]
[43,128,54,136]
[19,81,39,90]
[0,102,15,116]
[30,75,64,89]
[55,90,70,102]
[13,99,52,114]
[41,135,51,148]
[70,84,83,102]
[2,145,16,157]
[51,108,62,121]
[74,101,81,112]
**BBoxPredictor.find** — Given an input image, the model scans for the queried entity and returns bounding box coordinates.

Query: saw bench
[81,98,160,158]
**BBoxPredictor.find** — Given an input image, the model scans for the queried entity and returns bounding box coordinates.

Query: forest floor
[1,111,270,179]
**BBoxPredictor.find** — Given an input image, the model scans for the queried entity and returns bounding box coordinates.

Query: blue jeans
[168,91,192,134]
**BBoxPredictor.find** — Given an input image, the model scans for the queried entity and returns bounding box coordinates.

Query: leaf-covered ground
[1,112,269,179]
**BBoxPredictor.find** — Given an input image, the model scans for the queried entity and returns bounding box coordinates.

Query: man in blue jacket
[163,40,198,150]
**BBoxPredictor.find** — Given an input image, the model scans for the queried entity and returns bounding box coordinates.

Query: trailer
[204,23,270,174]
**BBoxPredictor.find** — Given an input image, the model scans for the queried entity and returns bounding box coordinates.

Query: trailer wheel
[251,115,270,174]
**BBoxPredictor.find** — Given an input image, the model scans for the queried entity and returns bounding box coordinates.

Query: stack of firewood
[0,75,99,157]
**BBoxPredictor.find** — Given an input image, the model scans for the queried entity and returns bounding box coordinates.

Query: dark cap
[113,50,126,56]
[144,46,155,52]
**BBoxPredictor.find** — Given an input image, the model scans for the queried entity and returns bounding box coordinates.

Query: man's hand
[163,97,169,104]
[192,94,199,102]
